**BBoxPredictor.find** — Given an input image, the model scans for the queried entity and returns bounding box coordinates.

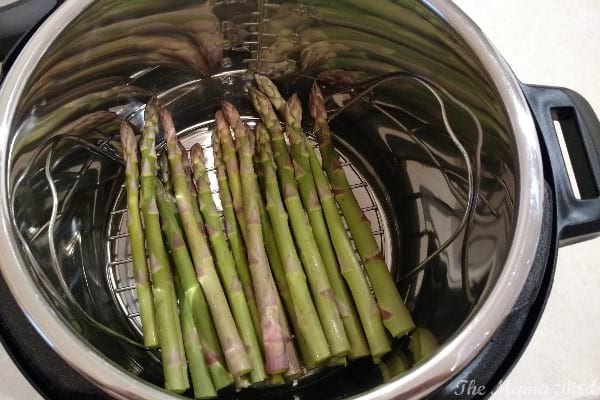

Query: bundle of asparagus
[119,78,421,397]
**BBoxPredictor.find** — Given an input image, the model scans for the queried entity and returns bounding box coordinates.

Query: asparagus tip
[215,110,228,131]
[190,143,204,164]
[159,106,177,143]
[221,101,244,133]
[144,97,160,127]
[309,82,326,121]
[248,86,271,114]
[221,100,237,120]
[254,73,268,87]
[254,74,279,97]
[120,121,135,149]
[285,94,302,126]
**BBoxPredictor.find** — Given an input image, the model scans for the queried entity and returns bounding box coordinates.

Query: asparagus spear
[155,180,233,391]
[251,80,334,362]
[307,143,391,359]
[221,101,289,375]
[256,123,331,365]
[254,126,316,371]
[221,119,303,375]
[160,107,251,378]
[249,88,350,358]
[285,95,369,359]
[212,128,262,339]
[173,269,217,399]
[409,328,439,365]
[309,83,415,338]
[139,99,189,392]
[255,74,286,114]
[257,182,304,378]
[225,105,303,378]
[120,122,159,348]
[280,87,370,360]
[191,143,267,384]
[214,111,247,244]
[379,349,409,382]
[218,120,305,374]
[250,129,306,375]
[158,151,173,193]
[178,141,204,226]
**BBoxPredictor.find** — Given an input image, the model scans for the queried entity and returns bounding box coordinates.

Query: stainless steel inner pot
[0,0,543,399]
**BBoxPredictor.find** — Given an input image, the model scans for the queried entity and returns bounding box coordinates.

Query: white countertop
[453,1,600,399]
[1,1,599,399]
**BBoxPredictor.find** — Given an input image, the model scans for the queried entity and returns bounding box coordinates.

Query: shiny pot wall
[0,0,545,399]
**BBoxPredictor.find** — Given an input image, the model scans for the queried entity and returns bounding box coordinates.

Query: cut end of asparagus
[309,82,327,122]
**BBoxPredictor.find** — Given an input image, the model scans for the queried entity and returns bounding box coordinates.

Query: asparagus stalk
[257,186,304,378]
[158,151,173,193]
[214,111,247,244]
[252,132,306,375]
[223,123,305,373]
[178,141,204,226]
[256,123,331,365]
[160,107,251,378]
[139,99,189,392]
[408,328,438,365]
[212,128,262,339]
[309,83,415,338]
[191,143,267,384]
[307,143,391,359]
[221,101,289,375]
[225,104,303,378]
[379,349,409,382]
[284,91,370,359]
[173,269,217,399]
[217,116,302,375]
[249,88,350,358]
[155,180,233,391]
[120,122,159,347]
[254,126,316,371]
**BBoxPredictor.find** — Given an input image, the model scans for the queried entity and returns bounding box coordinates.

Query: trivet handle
[522,84,600,246]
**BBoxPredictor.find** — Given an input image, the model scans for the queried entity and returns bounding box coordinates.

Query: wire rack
[10,69,486,349]
[105,120,393,337]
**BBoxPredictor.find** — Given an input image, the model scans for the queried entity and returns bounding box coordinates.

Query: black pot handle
[522,84,600,245]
